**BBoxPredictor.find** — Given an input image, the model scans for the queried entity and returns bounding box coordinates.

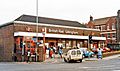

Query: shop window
[58,39,65,48]
[14,43,16,53]
[107,33,110,38]
[73,40,76,48]
[77,41,83,48]
[84,40,88,48]
[62,40,65,48]
[112,33,116,38]
[80,42,83,47]
[66,40,72,48]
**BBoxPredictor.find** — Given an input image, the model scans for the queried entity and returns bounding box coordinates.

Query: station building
[0,14,106,61]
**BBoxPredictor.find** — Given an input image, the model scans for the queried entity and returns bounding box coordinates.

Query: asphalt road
[0,57,120,71]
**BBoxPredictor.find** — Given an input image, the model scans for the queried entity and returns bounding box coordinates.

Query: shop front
[14,24,106,62]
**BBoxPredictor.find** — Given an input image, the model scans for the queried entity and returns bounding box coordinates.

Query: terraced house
[86,10,120,49]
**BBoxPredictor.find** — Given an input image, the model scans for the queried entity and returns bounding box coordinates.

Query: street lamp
[35,0,38,62]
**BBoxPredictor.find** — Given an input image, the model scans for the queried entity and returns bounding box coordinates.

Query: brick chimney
[90,15,93,21]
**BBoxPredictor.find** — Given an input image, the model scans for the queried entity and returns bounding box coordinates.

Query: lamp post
[35,0,38,62]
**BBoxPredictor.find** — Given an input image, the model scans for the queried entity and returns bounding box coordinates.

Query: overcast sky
[0,0,120,25]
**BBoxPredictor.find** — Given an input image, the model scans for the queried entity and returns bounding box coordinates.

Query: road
[0,57,120,71]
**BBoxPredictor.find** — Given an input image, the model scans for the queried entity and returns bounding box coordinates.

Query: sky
[0,0,120,25]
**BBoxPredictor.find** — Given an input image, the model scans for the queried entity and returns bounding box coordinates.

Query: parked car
[79,48,94,58]
[102,47,111,52]
[63,49,83,63]
[83,50,94,58]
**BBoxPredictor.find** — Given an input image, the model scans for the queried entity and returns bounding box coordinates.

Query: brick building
[0,14,106,62]
[86,10,120,47]
[116,10,120,43]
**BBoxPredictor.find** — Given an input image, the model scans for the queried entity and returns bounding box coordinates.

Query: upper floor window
[107,33,110,38]
[95,26,101,30]
[112,33,116,38]
[101,25,106,31]
[101,34,105,37]
[112,23,116,30]
[107,24,110,30]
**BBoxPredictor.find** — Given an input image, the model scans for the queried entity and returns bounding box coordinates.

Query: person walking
[49,48,53,58]
[27,50,31,63]
[59,47,63,58]
[97,48,103,59]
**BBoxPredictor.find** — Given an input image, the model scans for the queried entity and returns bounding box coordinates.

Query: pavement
[43,54,120,63]
[103,54,120,60]
[9,54,120,64]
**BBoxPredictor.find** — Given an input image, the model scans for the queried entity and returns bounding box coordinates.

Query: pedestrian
[97,48,103,59]
[27,50,31,63]
[53,46,56,54]
[59,48,63,58]
[49,48,53,58]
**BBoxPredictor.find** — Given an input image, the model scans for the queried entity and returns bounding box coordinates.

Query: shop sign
[48,28,78,35]
[65,30,78,35]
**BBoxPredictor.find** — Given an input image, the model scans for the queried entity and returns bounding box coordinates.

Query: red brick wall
[0,24,14,61]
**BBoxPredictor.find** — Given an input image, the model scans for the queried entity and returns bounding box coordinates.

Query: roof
[93,16,116,25]
[0,22,13,28]
[15,14,86,28]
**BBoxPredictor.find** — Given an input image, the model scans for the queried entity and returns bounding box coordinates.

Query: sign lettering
[48,28,78,35]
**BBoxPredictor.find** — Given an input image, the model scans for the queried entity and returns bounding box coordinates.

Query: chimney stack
[90,15,93,21]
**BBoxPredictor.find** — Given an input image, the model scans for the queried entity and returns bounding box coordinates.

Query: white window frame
[107,24,110,30]
[101,25,106,31]
[112,23,116,30]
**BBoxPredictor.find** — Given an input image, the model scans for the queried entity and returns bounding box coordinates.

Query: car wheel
[64,58,67,62]
[68,56,71,63]
[79,59,82,63]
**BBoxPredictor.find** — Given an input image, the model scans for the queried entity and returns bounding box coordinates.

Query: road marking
[78,66,91,69]
[113,70,120,71]
[78,65,115,70]
[82,67,90,69]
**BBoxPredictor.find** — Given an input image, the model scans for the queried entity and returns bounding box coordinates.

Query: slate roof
[93,16,116,25]
[15,14,86,28]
